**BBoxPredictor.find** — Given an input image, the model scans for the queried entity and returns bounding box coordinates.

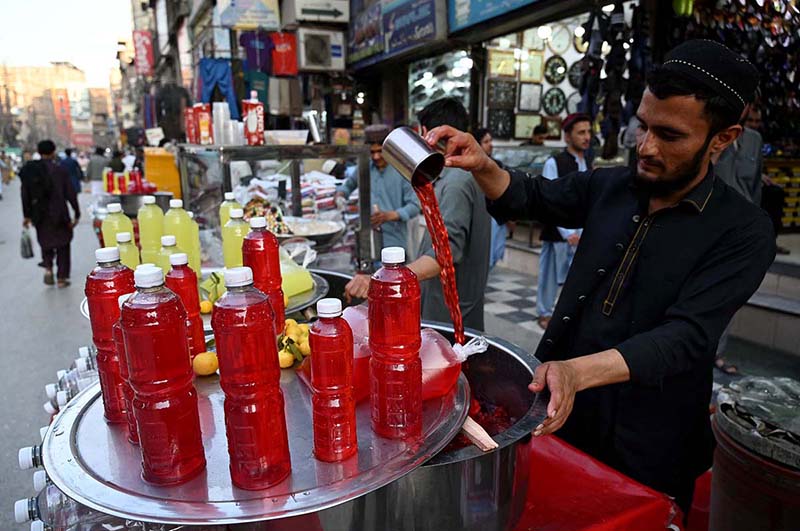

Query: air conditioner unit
[297,28,345,72]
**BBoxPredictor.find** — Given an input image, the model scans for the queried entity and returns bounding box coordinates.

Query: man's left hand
[344,273,371,302]
[528,361,580,436]
[371,210,399,228]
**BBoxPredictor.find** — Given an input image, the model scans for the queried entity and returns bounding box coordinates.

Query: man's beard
[635,136,711,198]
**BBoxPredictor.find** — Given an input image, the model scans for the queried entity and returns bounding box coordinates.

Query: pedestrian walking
[60,148,84,194]
[20,140,80,288]
[87,147,107,182]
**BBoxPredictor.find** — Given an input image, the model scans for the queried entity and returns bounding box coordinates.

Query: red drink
[242,216,285,335]
[165,253,206,360]
[310,298,358,462]
[85,247,135,424]
[211,266,291,489]
[112,316,138,445]
[368,247,422,439]
[121,266,206,485]
[415,182,465,345]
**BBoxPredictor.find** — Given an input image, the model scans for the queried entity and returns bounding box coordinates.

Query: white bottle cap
[230,208,244,219]
[135,266,164,288]
[116,231,132,243]
[18,447,34,469]
[188,211,195,219]
[14,499,30,523]
[224,266,253,287]
[56,370,67,380]
[161,235,176,246]
[56,391,69,407]
[170,253,189,266]
[39,426,48,442]
[251,90,258,100]
[381,246,405,264]
[95,247,120,263]
[142,195,156,204]
[31,520,45,531]
[75,357,90,372]
[44,384,57,400]
[250,216,266,228]
[78,346,90,358]
[317,298,342,317]
[33,470,47,492]
[107,203,122,213]
[169,199,183,209]
[43,402,57,415]
[225,192,235,201]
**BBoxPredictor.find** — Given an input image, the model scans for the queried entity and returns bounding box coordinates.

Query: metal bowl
[96,192,173,217]
[278,217,346,249]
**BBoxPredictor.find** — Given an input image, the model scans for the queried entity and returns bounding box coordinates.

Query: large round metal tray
[43,370,469,525]
[82,272,329,325]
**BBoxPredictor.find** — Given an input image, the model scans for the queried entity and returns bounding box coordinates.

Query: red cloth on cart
[515,435,682,531]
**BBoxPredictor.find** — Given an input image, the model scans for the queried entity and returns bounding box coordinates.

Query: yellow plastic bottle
[137,195,163,264]
[157,235,184,274]
[163,199,193,261]
[116,231,140,269]
[187,211,202,274]
[101,203,133,249]
[222,208,248,268]
[219,192,241,229]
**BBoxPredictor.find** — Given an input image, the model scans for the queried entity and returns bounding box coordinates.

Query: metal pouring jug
[382,127,445,187]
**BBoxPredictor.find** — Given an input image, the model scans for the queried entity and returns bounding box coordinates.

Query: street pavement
[0,178,96,530]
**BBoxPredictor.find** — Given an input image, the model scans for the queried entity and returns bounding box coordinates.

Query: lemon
[192,351,218,376]
[285,318,298,329]
[299,340,310,357]
[199,300,213,314]
[286,323,302,340]
[298,323,310,336]
[278,349,295,369]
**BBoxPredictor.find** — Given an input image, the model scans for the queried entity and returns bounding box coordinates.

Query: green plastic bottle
[219,192,241,230]
[137,196,164,264]
[163,199,193,264]
[157,235,184,274]
[187,211,202,275]
[101,203,133,249]
[116,231,140,269]
[222,208,248,268]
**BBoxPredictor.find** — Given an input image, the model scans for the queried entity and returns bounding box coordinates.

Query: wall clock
[568,61,583,89]
[566,91,582,114]
[547,24,571,55]
[544,55,567,85]
[542,87,566,116]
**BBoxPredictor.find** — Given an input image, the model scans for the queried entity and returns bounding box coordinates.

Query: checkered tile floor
[485,268,541,331]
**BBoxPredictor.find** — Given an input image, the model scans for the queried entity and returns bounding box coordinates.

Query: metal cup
[382,126,445,188]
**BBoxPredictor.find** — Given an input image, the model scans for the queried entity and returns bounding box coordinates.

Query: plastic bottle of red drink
[165,253,206,360]
[120,266,206,485]
[112,291,138,445]
[368,247,422,439]
[84,247,135,424]
[242,216,285,335]
[211,266,291,489]
[310,298,358,462]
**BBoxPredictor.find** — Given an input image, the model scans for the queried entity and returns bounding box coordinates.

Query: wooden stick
[461,416,499,452]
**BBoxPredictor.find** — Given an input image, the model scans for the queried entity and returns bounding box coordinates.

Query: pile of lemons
[278,319,310,368]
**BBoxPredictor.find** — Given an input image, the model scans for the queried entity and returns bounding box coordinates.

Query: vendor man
[424,40,775,514]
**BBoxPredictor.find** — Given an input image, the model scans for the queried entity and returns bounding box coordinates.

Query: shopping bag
[20,228,34,259]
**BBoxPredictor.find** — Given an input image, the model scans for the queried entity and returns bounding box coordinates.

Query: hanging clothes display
[198,58,241,120]
[239,30,275,73]
[270,32,299,76]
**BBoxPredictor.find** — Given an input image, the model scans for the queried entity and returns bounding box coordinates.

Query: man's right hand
[344,273,370,302]
[567,233,580,246]
[424,126,492,174]
[22,218,31,228]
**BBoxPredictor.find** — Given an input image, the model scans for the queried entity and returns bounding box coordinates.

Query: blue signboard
[349,1,384,63]
[383,0,437,56]
[448,0,538,33]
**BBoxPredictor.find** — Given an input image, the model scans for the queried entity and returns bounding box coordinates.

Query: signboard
[133,30,155,77]
[448,0,537,33]
[283,0,349,25]
[383,0,437,56]
[71,132,94,148]
[218,0,280,30]
[348,2,384,63]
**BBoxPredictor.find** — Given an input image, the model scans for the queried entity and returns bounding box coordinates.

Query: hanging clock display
[566,91,582,114]
[542,87,566,116]
[544,55,568,85]
[568,61,584,89]
[547,23,571,55]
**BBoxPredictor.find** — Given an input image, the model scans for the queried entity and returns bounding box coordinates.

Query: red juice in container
[242,91,265,146]
[242,216,285,334]
[368,246,422,439]
[85,247,135,424]
[310,298,357,462]
[195,103,214,145]
[165,253,206,360]
[184,106,198,144]
[121,266,206,485]
[212,267,291,489]
[112,292,138,445]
